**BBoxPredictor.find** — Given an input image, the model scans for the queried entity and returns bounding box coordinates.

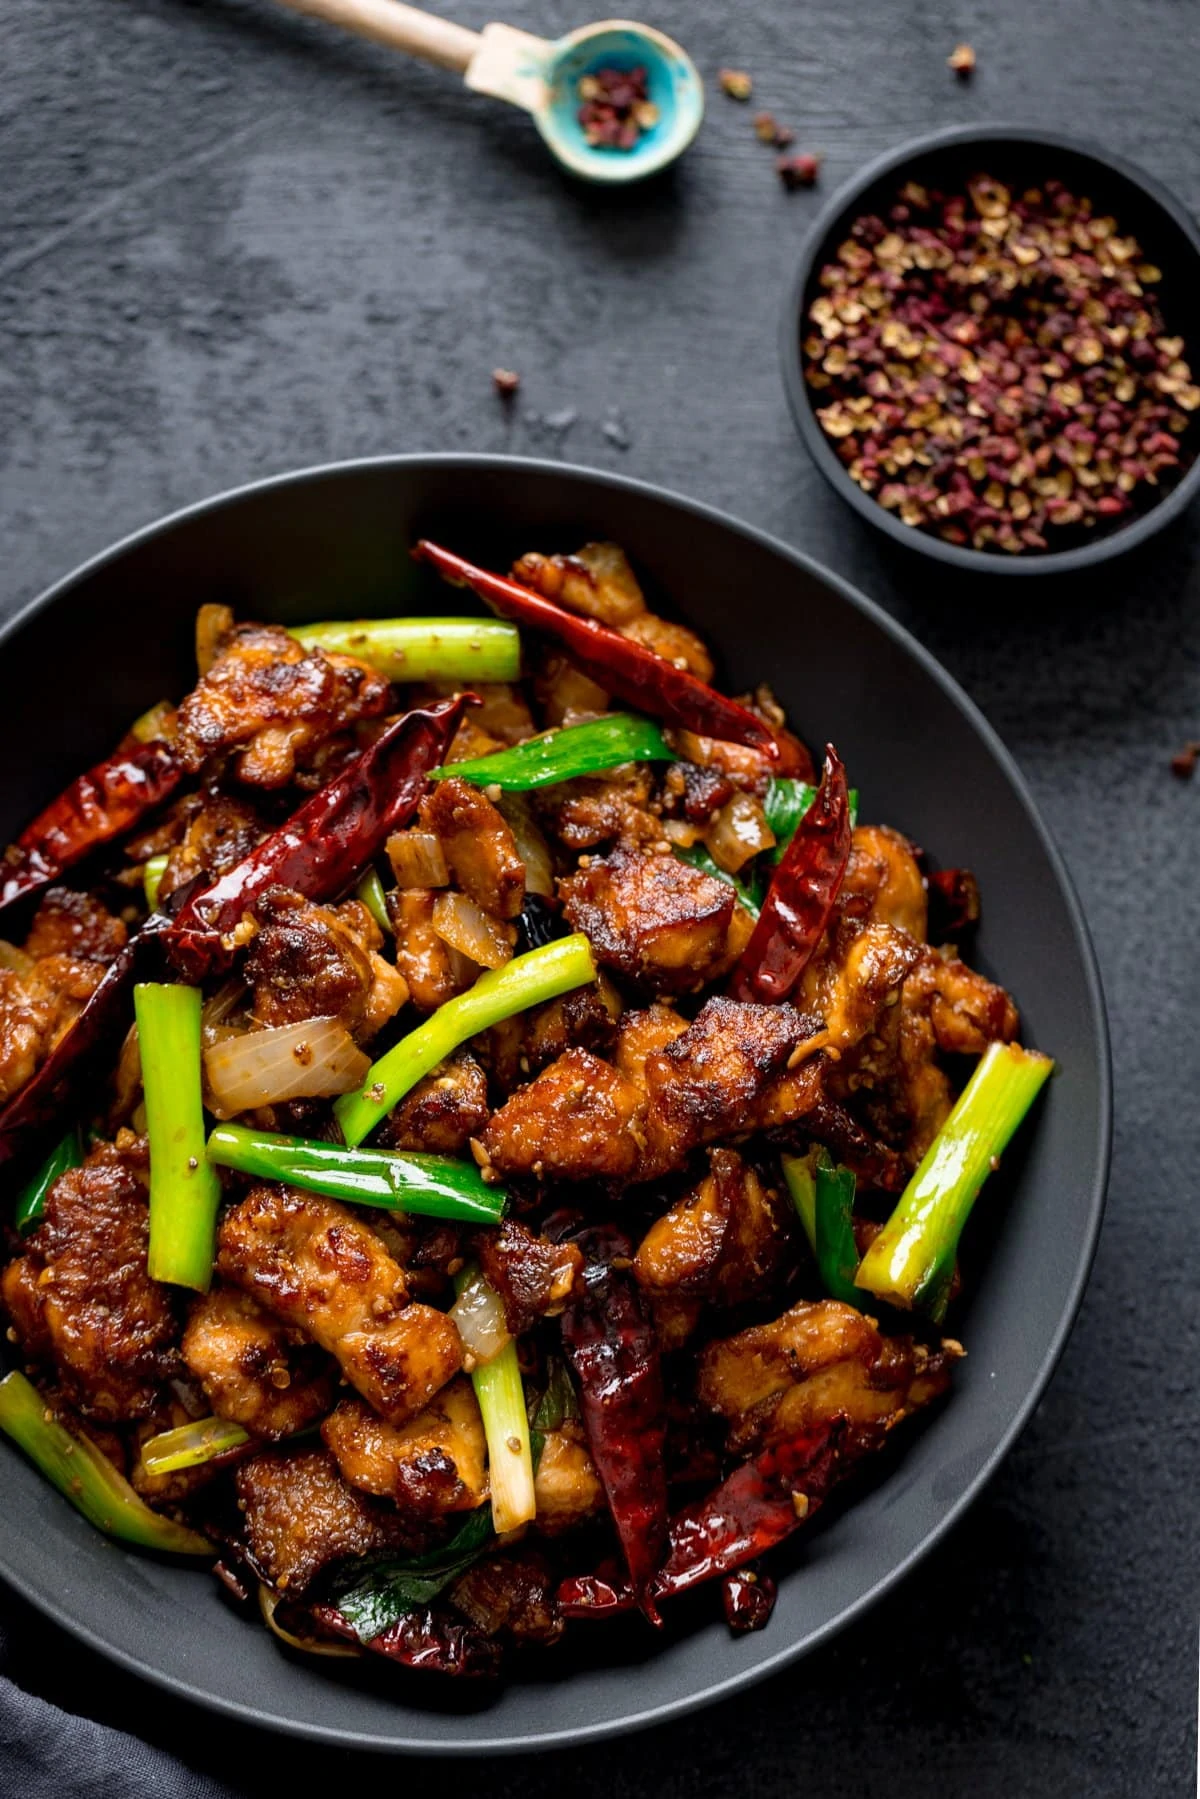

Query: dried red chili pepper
[721,1564,777,1633]
[313,1604,501,1677]
[557,1419,842,1618]
[413,540,781,762]
[559,1225,669,1624]
[926,865,982,936]
[0,739,182,915]
[165,697,468,980]
[731,745,851,1002]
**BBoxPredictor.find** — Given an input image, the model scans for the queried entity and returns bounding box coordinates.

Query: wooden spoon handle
[272,0,481,72]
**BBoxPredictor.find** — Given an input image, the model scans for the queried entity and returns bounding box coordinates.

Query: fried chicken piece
[236,1449,423,1595]
[797,921,924,1058]
[182,1287,337,1440]
[476,1220,582,1334]
[514,542,714,680]
[620,612,714,680]
[0,888,128,1102]
[23,888,127,962]
[0,953,106,1102]
[697,1298,961,1457]
[521,981,622,1077]
[244,888,407,1040]
[904,948,1019,1055]
[156,789,266,904]
[613,1004,690,1087]
[532,651,609,728]
[321,1380,486,1517]
[420,778,525,921]
[841,824,928,940]
[481,1047,645,1182]
[1,1139,178,1422]
[458,682,536,746]
[375,1053,490,1157]
[532,1424,604,1535]
[560,849,752,996]
[514,541,647,628]
[387,887,469,1011]
[449,1550,563,1646]
[218,1187,463,1426]
[175,621,391,787]
[637,997,816,1177]
[633,1148,793,1306]
[538,765,663,852]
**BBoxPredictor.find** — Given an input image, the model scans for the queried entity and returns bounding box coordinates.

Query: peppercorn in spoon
[272,0,704,182]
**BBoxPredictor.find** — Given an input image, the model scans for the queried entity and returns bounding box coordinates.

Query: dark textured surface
[0,0,1196,1793]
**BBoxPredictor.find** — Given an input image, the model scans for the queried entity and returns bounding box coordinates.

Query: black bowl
[780,124,1200,574]
[0,456,1111,1751]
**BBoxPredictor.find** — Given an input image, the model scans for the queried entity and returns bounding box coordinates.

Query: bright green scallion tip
[854,1041,1054,1322]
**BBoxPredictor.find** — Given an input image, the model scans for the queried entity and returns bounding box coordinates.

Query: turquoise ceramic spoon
[275,0,704,183]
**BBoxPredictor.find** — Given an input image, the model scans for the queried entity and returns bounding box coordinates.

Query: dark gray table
[3,0,1197,1793]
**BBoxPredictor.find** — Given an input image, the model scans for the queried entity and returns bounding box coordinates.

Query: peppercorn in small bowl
[780,126,1200,572]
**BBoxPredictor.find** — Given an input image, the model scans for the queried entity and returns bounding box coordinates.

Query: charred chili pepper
[0,738,182,914]
[559,1226,669,1623]
[557,1420,842,1618]
[722,1565,778,1633]
[166,696,467,980]
[926,866,982,937]
[313,1603,500,1677]
[731,745,851,1003]
[413,540,781,760]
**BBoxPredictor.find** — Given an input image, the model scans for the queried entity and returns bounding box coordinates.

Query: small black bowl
[780,124,1200,574]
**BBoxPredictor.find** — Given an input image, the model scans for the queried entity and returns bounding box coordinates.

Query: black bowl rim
[779,121,1200,575]
[0,453,1112,1752]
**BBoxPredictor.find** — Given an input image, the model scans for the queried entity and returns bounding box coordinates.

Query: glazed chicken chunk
[175,618,391,787]
[236,1449,424,1595]
[182,1287,337,1440]
[2,1138,177,1422]
[217,1188,463,1426]
[321,1379,487,1517]
[560,849,753,995]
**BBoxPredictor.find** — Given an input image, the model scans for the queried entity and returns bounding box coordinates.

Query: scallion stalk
[335,933,596,1146]
[766,779,859,863]
[432,713,671,792]
[0,1371,212,1555]
[356,866,392,935]
[207,1124,506,1225]
[139,1415,250,1477]
[142,853,169,911]
[454,1267,535,1535]
[289,619,521,683]
[134,983,223,1292]
[855,1041,1054,1321]
[782,1147,860,1305]
[14,1124,83,1236]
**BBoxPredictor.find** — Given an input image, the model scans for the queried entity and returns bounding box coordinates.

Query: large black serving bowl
[0,456,1110,1752]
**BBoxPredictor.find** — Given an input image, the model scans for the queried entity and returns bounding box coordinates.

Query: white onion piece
[201,978,249,1035]
[449,1270,511,1367]
[496,795,555,899]
[387,828,449,890]
[203,1016,370,1119]
[703,793,775,875]
[431,891,513,971]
